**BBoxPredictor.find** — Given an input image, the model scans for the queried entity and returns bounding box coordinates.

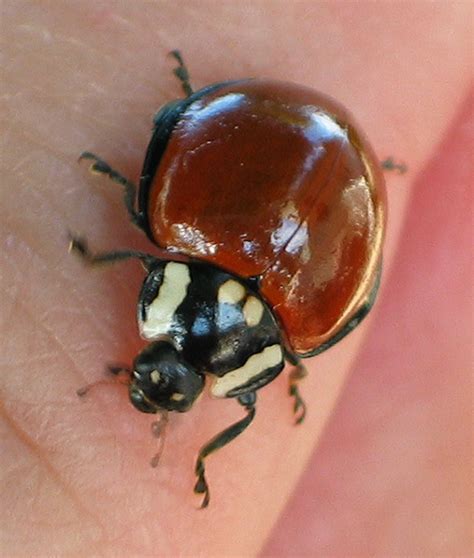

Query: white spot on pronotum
[140,262,191,339]
[218,279,246,304]
[211,345,283,398]
[242,296,264,327]
[171,392,185,402]
[150,370,161,384]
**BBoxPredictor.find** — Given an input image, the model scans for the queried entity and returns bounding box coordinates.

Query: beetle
[70,51,386,508]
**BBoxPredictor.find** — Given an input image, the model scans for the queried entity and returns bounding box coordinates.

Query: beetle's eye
[128,383,157,414]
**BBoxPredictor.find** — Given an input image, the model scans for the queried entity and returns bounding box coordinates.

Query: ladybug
[71,51,386,508]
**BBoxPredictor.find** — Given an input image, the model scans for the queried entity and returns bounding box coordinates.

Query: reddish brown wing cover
[147,80,386,355]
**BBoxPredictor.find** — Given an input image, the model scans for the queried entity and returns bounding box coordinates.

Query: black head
[129,341,204,413]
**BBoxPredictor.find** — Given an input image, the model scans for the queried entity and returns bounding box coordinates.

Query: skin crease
[0,1,471,557]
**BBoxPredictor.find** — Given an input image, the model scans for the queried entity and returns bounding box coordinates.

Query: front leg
[76,364,131,397]
[194,392,257,508]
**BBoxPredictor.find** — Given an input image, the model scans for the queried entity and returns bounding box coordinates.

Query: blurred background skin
[0,2,471,557]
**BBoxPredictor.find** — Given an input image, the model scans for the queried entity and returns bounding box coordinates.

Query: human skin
[0,2,471,557]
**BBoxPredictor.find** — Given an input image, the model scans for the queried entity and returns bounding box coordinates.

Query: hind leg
[285,350,308,425]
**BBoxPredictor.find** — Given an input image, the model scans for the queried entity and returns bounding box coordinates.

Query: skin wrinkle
[2,214,185,552]
[1,280,160,552]
[6,153,38,179]
[3,289,89,391]
[64,263,141,349]
[14,26,112,70]
[0,125,69,162]
[1,294,126,466]
[5,81,140,138]
[0,399,106,545]
[1,231,131,351]
[0,244,147,522]
[2,239,182,552]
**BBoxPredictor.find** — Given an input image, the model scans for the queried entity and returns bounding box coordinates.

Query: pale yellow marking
[211,345,283,398]
[171,392,185,402]
[242,296,264,327]
[140,262,191,339]
[218,279,246,304]
[89,164,102,175]
[150,370,161,384]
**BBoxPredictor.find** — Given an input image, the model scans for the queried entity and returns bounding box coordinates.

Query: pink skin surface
[1,2,471,556]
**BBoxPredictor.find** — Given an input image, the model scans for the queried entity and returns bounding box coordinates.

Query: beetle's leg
[78,151,145,231]
[194,392,256,508]
[107,364,132,376]
[76,365,131,397]
[381,157,407,174]
[284,351,308,425]
[169,50,193,97]
[289,362,308,425]
[68,233,158,272]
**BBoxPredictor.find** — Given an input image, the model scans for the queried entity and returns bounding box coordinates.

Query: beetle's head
[129,341,204,413]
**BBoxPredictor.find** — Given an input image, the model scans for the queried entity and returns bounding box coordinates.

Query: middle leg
[78,151,145,231]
